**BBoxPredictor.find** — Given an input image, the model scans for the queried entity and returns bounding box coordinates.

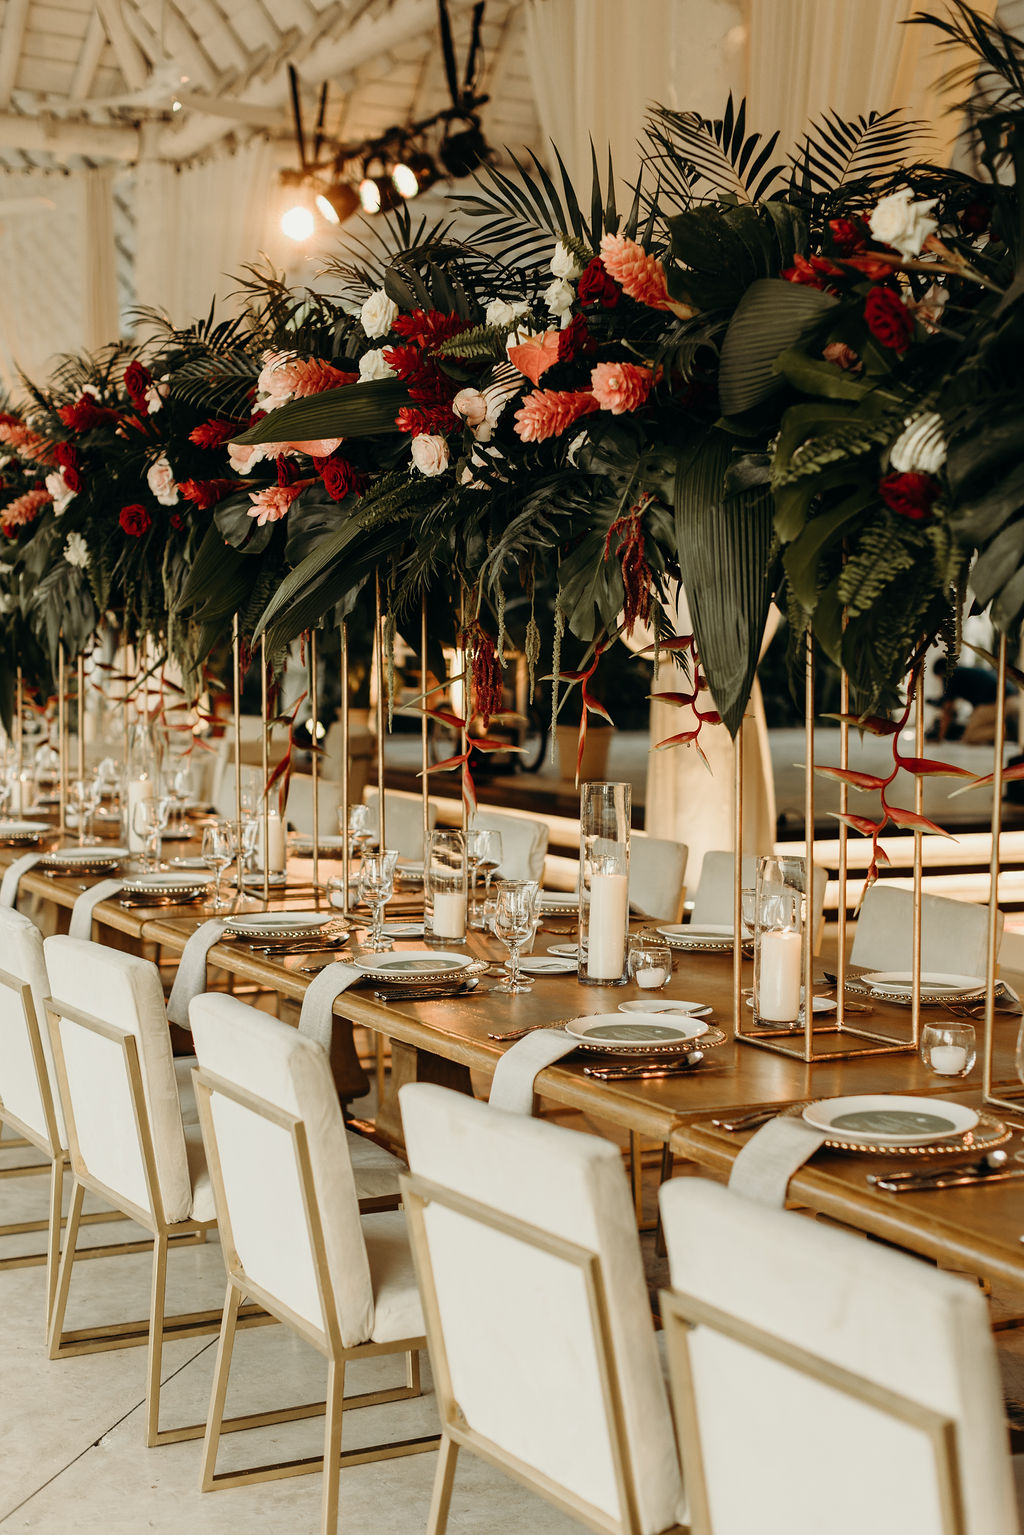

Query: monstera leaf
[674,433,777,737]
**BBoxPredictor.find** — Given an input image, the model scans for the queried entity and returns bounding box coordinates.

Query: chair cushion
[183,1123,215,1224]
[630,834,688,922]
[363,1210,425,1344]
[365,789,437,860]
[850,882,1002,975]
[0,906,65,1148]
[345,1130,404,1199]
[174,1056,200,1126]
[469,809,548,882]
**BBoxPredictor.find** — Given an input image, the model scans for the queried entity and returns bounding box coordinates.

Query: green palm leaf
[645,95,785,207]
[790,109,924,194]
[233,378,410,445]
[718,279,837,415]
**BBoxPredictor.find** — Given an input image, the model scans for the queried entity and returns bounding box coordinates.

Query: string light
[281,202,315,241]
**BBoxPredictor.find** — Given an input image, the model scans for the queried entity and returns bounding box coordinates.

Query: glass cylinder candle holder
[921,1021,976,1078]
[426,828,468,944]
[752,855,807,1028]
[578,781,630,986]
[628,934,672,991]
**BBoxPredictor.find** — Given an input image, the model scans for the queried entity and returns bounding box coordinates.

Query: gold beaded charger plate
[41,845,129,874]
[352,950,478,982]
[0,820,50,844]
[120,871,212,905]
[557,1020,727,1058]
[657,923,741,953]
[537,893,578,917]
[224,912,331,940]
[793,1096,1009,1156]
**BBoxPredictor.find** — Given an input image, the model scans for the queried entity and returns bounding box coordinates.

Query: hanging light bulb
[281,203,315,241]
[392,149,438,199]
[359,156,400,215]
[314,178,360,225]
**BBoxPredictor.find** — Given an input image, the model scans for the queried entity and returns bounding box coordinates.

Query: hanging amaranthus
[604,491,654,637]
[459,619,503,729]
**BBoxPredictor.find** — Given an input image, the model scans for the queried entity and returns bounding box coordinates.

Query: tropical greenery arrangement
[1,2,1021,797]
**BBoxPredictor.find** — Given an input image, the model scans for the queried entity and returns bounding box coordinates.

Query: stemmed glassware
[492,879,539,995]
[347,802,377,855]
[70,776,100,845]
[358,847,399,952]
[202,818,234,909]
[133,796,171,871]
[467,827,502,928]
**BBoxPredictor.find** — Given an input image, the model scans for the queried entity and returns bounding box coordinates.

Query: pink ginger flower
[2,486,52,532]
[590,361,654,415]
[513,389,599,443]
[257,351,356,409]
[599,234,671,310]
[247,482,304,527]
[0,419,52,463]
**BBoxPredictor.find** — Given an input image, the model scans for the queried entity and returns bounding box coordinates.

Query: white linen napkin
[488,1029,577,1115]
[0,851,44,907]
[68,879,125,939]
[166,919,226,1026]
[728,1116,829,1208]
[297,961,363,1051]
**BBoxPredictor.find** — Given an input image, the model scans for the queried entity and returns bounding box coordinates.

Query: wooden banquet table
[8,832,1024,1294]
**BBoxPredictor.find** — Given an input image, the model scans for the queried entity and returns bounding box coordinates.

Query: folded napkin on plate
[728,1116,829,1208]
[68,879,124,939]
[0,850,43,907]
[488,1029,577,1115]
[297,961,362,1050]
[167,919,226,1026]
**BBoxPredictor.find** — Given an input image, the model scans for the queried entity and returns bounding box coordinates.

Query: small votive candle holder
[628,935,672,991]
[920,1021,976,1078]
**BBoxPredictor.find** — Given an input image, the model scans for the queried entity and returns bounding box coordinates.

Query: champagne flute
[133,797,170,871]
[202,819,234,910]
[358,847,399,952]
[69,778,92,846]
[492,879,539,995]
[470,828,502,927]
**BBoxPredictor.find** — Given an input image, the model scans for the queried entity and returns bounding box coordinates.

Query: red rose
[318,455,362,501]
[578,257,620,308]
[879,471,938,521]
[276,455,302,487]
[54,441,77,471]
[864,286,912,351]
[557,313,594,363]
[123,361,152,408]
[62,464,82,494]
[170,512,185,531]
[828,217,867,255]
[58,395,118,433]
[961,200,991,235]
[119,503,151,537]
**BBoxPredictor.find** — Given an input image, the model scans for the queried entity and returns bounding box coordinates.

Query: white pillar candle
[930,1044,967,1075]
[256,810,286,873]
[431,890,467,940]
[125,776,153,853]
[637,966,668,990]
[758,928,802,1022]
[587,871,628,980]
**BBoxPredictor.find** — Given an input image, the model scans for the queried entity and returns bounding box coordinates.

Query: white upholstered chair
[42,936,239,1447]
[658,1177,1019,1535]
[365,788,438,859]
[468,808,549,881]
[189,993,437,1533]
[690,850,828,948]
[851,881,1002,976]
[399,1082,687,1535]
[629,834,689,922]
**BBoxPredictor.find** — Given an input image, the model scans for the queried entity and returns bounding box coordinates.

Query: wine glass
[492,879,539,995]
[357,847,399,952]
[347,802,377,855]
[69,777,99,846]
[133,796,170,871]
[467,827,503,928]
[202,819,234,909]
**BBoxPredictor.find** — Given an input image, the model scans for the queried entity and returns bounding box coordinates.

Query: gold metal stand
[339,624,350,916]
[260,635,270,908]
[374,574,387,852]
[982,635,1021,1110]
[57,645,66,840]
[310,629,320,908]
[232,617,244,900]
[421,593,430,856]
[76,653,85,784]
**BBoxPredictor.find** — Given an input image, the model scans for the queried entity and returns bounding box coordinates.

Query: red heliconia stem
[604,491,655,637]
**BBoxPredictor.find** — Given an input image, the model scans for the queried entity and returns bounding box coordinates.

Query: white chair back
[0,907,65,1148]
[190,993,374,1347]
[689,851,757,925]
[629,834,688,922]
[43,938,193,1223]
[469,809,548,881]
[400,1083,685,1535]
[851,882,1001,976]
[659,1178,1017,1535]
[365,789,437,859]
[285,773,342,837]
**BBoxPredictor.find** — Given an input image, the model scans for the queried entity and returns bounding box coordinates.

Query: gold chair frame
[193,1064,438,1535]
[44,995,268,1446]
[660,1285,967,1535]
[401,1169,687,1535]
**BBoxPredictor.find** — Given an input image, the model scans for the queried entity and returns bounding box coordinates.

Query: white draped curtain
[134,138,280,328]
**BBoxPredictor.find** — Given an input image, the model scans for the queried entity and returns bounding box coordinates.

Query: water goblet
[133,796,169,871]
[69,778,95,846]
[492,879,539,995]
[347,802,377,855]
[358,847,399,952]
[467,827,503,928]
[201,819,234,910]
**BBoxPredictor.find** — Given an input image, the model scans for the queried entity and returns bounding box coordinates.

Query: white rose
[63,531,89,568]
[550,241,583,281]
[146,454,179,506]
[360,288,398,339]
[45,468,75,515]
[452,388,488,427]
[868,188,939,259]
[410,434,449,477]
[144,379,168,414]
[889,412,947,475]
[543,277,576,320]
[227,440,266,474]
[358,348,397,382]
[82,384,101,401]
[485,297,530,328]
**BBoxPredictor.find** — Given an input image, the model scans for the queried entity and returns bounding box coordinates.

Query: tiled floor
[0,1134,581,1534]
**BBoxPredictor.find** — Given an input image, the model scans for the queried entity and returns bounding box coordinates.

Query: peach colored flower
[599,234,671,309]
[146,454,179,505]
[279,437,343,458]
[513,389,599,443]
[822,342,861,372]
[227,440,265,474]
[257,351,355,410]
[507,330,562,385]
[452,388,488,427]
[1,486,51,532]
[589,362,653,415]
[0,419,52,463]
[247,482,304,527]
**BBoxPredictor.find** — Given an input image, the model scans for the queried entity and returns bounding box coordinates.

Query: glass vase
[426,828,467,944]
[578,781,630,986]
[752,855,807,1028]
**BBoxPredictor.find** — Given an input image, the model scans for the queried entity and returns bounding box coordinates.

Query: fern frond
[790,110,925,195]
[644,96,786,207]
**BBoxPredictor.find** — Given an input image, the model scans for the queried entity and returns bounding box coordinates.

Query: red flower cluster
[123,361,152,412]
[879,472,938,522]
[315,454,364,501]
[961,199,991,235]
[578,258,620,308]
[827,218,867,255]
[781,253,839,291]
[58,395,119,434]
[54,442,77,471]
[864,286,912,351]
[557,314,595,363]
[462,624,503,728]
[170,513,185,531]
[179,478,239,510]
[383,308,470,431]
[604,494,654,636]
[396,404,458,436]
[189,418,238,450]
[392,309,471,350]
[119,503,151,537]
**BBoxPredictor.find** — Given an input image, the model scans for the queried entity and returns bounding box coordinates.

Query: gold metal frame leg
[145,1233,170,1446]
[426,1433,459,1535]
[201,1280,242,1492]
[45,1155,64,1338]
[322,1359,345,1535]
[47,1177,84,1359]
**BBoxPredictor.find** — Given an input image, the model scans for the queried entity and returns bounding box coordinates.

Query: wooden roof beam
[96,0,148,92]
[0,112,139,160]
[68,10,107,102]
[0,0,30,110]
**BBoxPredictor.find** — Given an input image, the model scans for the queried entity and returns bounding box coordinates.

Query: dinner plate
[537,893,578,916]
[657,923,737,951]
[380,922,426,938]
[861,971,984,998]
[352,950,474,980]
[561,1014,709,1050]
[121,871,213,896]
[291,834,347,854]
[171,856,210,871]
[802,1094,979,1146]
[547,943,579,958]
[232,872,288,890]
[42,845,129,866]
[224,912,330,939]
[0,820,49,839]
[518,955,577,975]
[745,996,837,1016]
[618,998,712,1017]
